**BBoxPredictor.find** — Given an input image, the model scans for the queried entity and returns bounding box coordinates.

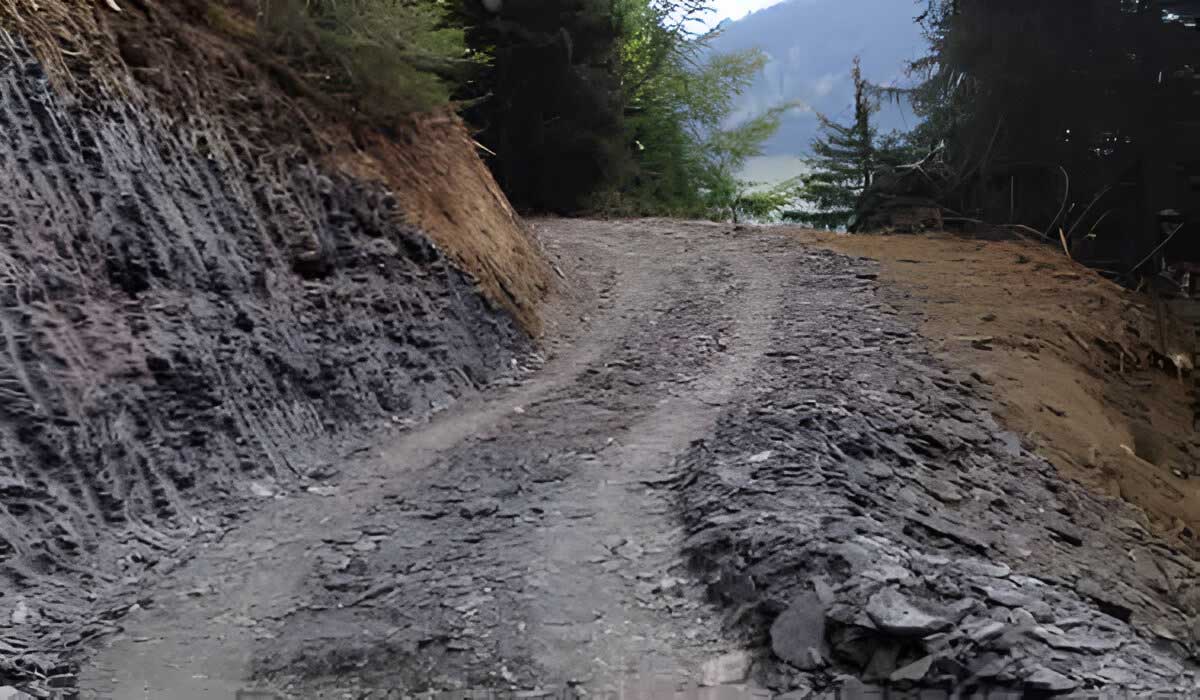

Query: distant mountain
[709,0,927,177]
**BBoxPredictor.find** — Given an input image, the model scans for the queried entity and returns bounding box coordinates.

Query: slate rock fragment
[770,591,828,670]
[865,587,955,637]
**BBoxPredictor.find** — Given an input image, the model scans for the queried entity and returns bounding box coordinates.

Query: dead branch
[1004,223,1049,240]
[1129,223,1186,276]
[1065,184,1115,241]
[1043,165,1069,238]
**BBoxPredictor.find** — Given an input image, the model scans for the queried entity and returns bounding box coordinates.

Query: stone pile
[674,250,1200,696]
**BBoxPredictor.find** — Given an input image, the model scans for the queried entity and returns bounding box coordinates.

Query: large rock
[770,591,828,670]
[865,587,955,637]
[889,654,934,683]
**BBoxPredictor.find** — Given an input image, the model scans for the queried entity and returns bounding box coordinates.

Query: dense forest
[452,0,796,218]
[254,0,787,218]
[253,0,1200,273]
[773,0,1198,279]
[862,0,1200,275]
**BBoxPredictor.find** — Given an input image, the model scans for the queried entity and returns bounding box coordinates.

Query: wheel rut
[78,220,801,698]
[77,220,1200,699]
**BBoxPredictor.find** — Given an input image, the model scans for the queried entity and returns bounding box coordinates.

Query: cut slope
[2,0,551,331]
[0,0,546,687]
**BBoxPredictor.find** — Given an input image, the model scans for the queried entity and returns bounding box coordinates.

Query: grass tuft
[255,0,479,119]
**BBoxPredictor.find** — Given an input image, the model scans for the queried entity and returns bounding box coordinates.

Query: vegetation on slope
[241,0,784,218]
[256,0,479,118]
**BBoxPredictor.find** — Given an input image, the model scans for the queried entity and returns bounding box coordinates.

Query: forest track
[77,219,786,698]
[76,220,1199,699]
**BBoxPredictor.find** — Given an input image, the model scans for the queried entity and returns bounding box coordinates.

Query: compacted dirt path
[78,219,784,698]
[77,220,1199,699]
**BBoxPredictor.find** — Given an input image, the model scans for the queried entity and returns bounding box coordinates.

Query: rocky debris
[9,602,29,627]
[1026,666,1078,693]
[699,650,754,686]
[0,37,521,688]
[863,588,957,637]
[770,592,828,671]
[239,240,758,696]
[673,250,1200,695]
[58,219,1200,698]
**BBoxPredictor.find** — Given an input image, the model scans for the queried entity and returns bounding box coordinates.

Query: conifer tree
[787,57,877,229]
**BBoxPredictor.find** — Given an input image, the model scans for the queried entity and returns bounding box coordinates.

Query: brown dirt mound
[802,230,1200,546]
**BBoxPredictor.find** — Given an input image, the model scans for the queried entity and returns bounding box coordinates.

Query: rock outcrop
[0,7,537,683]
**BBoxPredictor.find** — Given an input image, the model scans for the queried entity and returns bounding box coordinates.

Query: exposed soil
[333,122,552,333]
[68,221,1199,699]
[806,231,1200,545]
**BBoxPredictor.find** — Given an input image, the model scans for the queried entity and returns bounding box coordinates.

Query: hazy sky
[705,0,787,27]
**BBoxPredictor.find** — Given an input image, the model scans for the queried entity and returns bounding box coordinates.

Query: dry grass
[335,119,553,333]
[0,0,130,93]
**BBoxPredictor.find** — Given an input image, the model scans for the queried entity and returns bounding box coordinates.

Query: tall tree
[452,0,781,217]
[789,57,877,229]
[255,0,477,118]
[454,0,626,213]
[613,37,778,217]
[899,1,1200,268]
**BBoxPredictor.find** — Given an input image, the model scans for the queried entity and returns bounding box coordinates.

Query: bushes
[256,0,476,118]
[596,0,783,219]
[246,0,779,218]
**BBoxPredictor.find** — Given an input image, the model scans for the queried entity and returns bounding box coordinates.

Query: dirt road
[77,220,1198,699]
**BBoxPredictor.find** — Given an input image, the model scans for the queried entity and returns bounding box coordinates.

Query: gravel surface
[71,220,1199,699]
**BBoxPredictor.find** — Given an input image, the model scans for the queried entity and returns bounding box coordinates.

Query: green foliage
[731,178,801,223]
[257,0,476,118]
[602,0,785,219]
[788,57,874,229]
[788,57,917,229]
[700,104,795,219]
[874,129,922,169]
[251,0,781,214]
[887,2,976,157]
